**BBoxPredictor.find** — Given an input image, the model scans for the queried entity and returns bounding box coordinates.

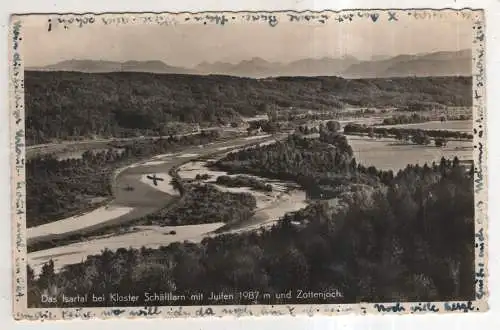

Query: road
[26,127,237,159]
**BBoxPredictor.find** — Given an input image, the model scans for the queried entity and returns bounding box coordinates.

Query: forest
[25,71,471,145]
[213,125,385,199]
[136,184,257,227]
[27,148,474,306]
[26,130,222,228]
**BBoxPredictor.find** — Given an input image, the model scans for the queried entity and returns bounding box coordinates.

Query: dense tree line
[214,134,358,190]
[296,125,319,135]
[27,151,118,228]
[25,71,471,145]
[344,123,473,141]
[279,109,383,128]
[276,110,341,122]
[216,175,273,192]
[27,131,223,227]
[381,113,431,125]
[27,153,474,307]
[381,113,472,126]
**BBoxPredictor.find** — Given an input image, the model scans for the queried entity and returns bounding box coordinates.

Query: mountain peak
[240,57,269,65]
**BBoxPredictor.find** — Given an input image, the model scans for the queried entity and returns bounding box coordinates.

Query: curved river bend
[28,134,308,274]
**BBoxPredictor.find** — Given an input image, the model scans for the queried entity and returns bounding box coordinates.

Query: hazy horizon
[19,12,473,68]
[28,47,473,69]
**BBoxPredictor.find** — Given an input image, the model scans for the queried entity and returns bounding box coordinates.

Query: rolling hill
[25,71,472,145]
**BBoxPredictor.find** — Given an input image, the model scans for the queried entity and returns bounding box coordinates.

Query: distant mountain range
[342,49,472,78]
[28,60,196,75]
[27,49,472,78]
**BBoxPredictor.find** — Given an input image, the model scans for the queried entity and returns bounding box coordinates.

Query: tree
[367,127,375,139]
[326,121,341,133]
[319,123,326,134]
[27,265,41,307]
[411,131,431,145]
[435,137,447,147]
[350,158,357,172]
[38,260,56,290]
[266,107,278,122]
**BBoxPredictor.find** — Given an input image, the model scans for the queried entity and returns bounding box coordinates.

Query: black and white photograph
[10,9,487,318]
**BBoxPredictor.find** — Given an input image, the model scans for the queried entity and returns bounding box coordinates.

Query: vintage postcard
[10,9,487,320]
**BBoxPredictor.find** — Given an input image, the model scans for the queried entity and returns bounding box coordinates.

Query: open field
[376,120,472,132]
[348,135,473,171]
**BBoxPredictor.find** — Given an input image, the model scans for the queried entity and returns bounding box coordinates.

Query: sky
[19,12,473,68]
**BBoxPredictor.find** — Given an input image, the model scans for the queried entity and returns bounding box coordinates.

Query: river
[27,133,308,274]
[27,122,473,273]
